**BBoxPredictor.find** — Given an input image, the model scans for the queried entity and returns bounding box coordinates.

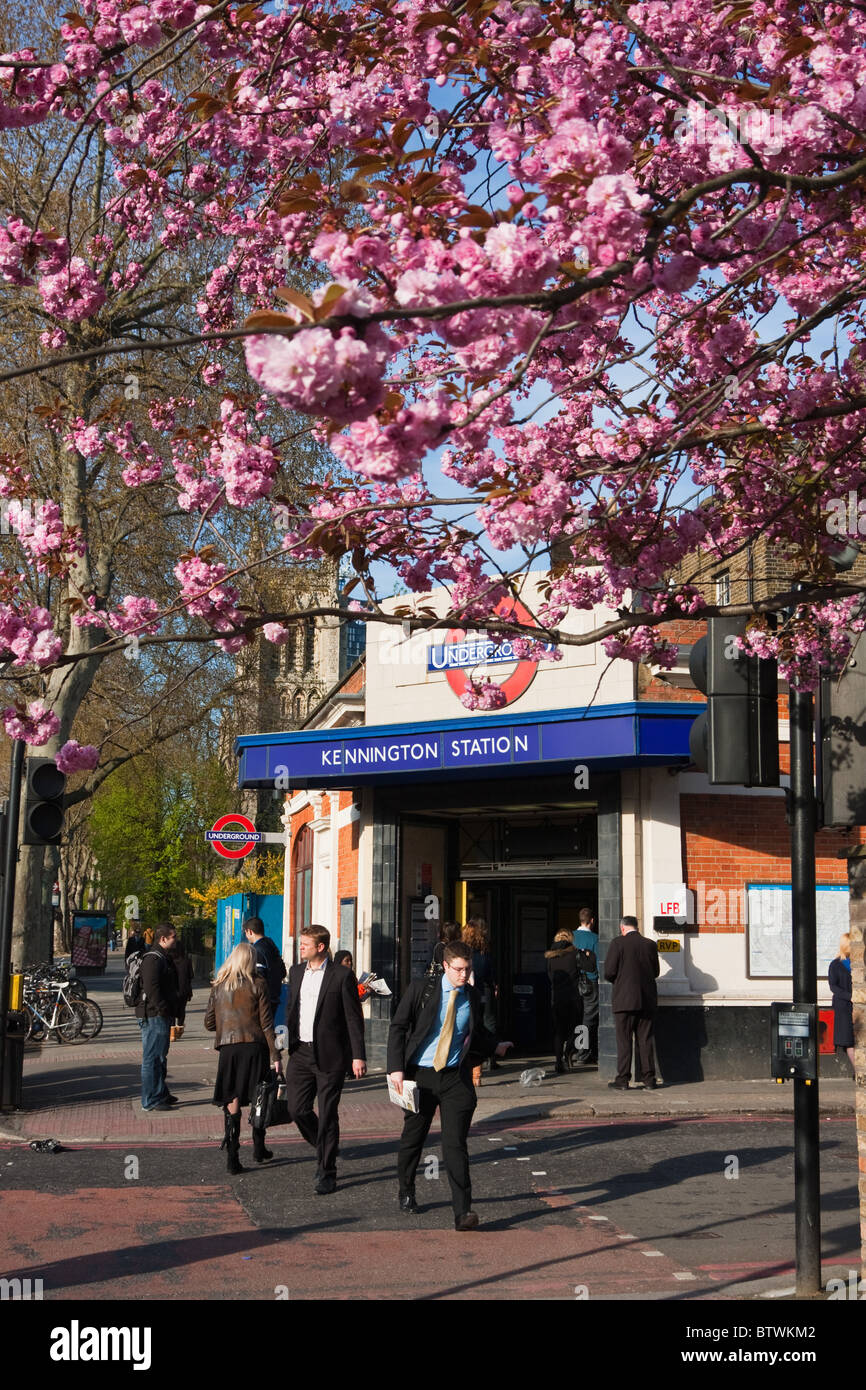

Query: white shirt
[299,958,328,1041]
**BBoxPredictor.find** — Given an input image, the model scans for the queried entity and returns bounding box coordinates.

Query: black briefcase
[250,1075,292,1129]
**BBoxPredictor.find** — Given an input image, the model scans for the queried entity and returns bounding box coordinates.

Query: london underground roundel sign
[206,813,262,860]
[431,597,554,708]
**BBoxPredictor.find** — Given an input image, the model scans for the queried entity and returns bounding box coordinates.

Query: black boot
[221,1109,243,1175]
[253,1127,273,1163]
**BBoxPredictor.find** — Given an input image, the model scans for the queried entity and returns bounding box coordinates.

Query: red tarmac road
[3,1175,714,1302]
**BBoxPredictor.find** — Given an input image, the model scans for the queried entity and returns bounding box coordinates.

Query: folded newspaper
[359,971,392,997]
[387,1076,419,1113]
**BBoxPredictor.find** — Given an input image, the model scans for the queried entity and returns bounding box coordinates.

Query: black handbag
[250,1074,292,1129]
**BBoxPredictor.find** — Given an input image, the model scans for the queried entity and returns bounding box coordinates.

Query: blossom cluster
[0,0,864,748]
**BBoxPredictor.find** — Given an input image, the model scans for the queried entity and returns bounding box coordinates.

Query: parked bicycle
[22,968,102,1043]
[27,959,87,1000]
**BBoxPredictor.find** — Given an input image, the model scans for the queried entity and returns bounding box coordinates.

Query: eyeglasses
[447,965,471,974]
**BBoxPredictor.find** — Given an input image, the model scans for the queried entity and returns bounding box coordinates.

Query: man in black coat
[134,922,180,1111]
[387,941,513,1230]
[285,925,366,1194]
[604,915,661,1090]
[244,916,287,1014]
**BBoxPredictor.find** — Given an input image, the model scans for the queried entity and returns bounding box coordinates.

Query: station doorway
[460,877,597,1047]
[394,784,598,1050]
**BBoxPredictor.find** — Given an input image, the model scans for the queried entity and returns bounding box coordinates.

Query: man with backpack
[243,916,287,1017]
[131,922,180,1112]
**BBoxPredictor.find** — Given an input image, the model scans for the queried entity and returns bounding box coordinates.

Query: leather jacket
[204,977,279,1063]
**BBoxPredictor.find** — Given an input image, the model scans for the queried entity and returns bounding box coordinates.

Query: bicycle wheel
[74,999,103,1038]
[66,981,87,1001]
[21,1002,41,1042]
[52,1002,83,1043]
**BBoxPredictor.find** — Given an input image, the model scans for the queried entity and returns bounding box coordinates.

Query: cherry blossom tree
[2,0,866,725]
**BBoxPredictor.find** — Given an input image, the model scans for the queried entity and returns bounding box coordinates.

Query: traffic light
[689,617,779,785]
[22,758,66,845]
[821,629,866,827]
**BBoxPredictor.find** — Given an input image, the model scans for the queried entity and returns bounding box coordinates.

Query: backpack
[122,949,160,1007]
[575,946,596,975]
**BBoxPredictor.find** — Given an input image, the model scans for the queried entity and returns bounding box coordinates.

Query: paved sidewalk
[1,957,856,1145]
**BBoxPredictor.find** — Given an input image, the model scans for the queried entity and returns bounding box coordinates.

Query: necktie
[432,988,459,1072]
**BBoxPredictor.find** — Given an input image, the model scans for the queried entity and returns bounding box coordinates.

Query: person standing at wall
[572,906,600,1065]
[604,916,660,1090]
[285,925,367,1194]
[829,932,855,1073]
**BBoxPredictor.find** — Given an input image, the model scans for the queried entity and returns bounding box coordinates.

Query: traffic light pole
[0,737,24,1110]
[789,686,822,1295]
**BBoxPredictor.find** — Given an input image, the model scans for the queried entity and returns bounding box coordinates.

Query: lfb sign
[654,884,692,922]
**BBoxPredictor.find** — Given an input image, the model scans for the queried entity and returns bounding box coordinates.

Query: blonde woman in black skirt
[204,942,281,1174]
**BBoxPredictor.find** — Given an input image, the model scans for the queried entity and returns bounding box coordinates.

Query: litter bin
[1,1010,27,1110]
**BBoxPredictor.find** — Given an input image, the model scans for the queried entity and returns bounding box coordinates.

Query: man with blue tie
[387,941,513,1230]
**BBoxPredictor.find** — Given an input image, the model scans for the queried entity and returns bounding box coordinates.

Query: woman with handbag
[545,930,583,1073]
[204,942,281,1174]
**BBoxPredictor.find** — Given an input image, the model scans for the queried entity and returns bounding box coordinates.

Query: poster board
[70,910,109,974]
[409,897,436,979]
[339,897,356,955]
[746,884,849,979]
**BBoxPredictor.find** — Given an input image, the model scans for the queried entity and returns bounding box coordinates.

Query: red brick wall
[341,664,365,695]
[286,790,361,940]
[336,789,360,903]
[681,793,860,933]
[288,801,315,938]
[640,619,704,702]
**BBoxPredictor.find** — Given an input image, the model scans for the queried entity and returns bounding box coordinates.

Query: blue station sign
[235,702,699,790]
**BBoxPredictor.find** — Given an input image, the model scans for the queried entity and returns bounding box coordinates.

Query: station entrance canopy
[236,701,699,791]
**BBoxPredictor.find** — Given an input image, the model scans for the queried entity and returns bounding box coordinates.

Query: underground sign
[206,813,262,860]
[430,596,557,709]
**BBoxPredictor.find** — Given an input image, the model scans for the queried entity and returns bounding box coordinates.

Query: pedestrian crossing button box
[770,1003,818,1081]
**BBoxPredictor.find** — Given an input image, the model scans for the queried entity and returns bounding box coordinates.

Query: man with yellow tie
[387,941,513,1230]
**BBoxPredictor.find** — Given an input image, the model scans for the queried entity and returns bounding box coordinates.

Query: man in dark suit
[244,915,287,1015]
[285,925,366,1194]
[604,915,661,1090]
[387,941,513,1230]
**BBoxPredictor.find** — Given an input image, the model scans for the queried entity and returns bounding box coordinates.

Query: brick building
[234,573,857,1078]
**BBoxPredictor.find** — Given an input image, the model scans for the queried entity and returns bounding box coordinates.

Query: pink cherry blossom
[55,740,100,774]
[2,701,61,745]
[39,257,106,322]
